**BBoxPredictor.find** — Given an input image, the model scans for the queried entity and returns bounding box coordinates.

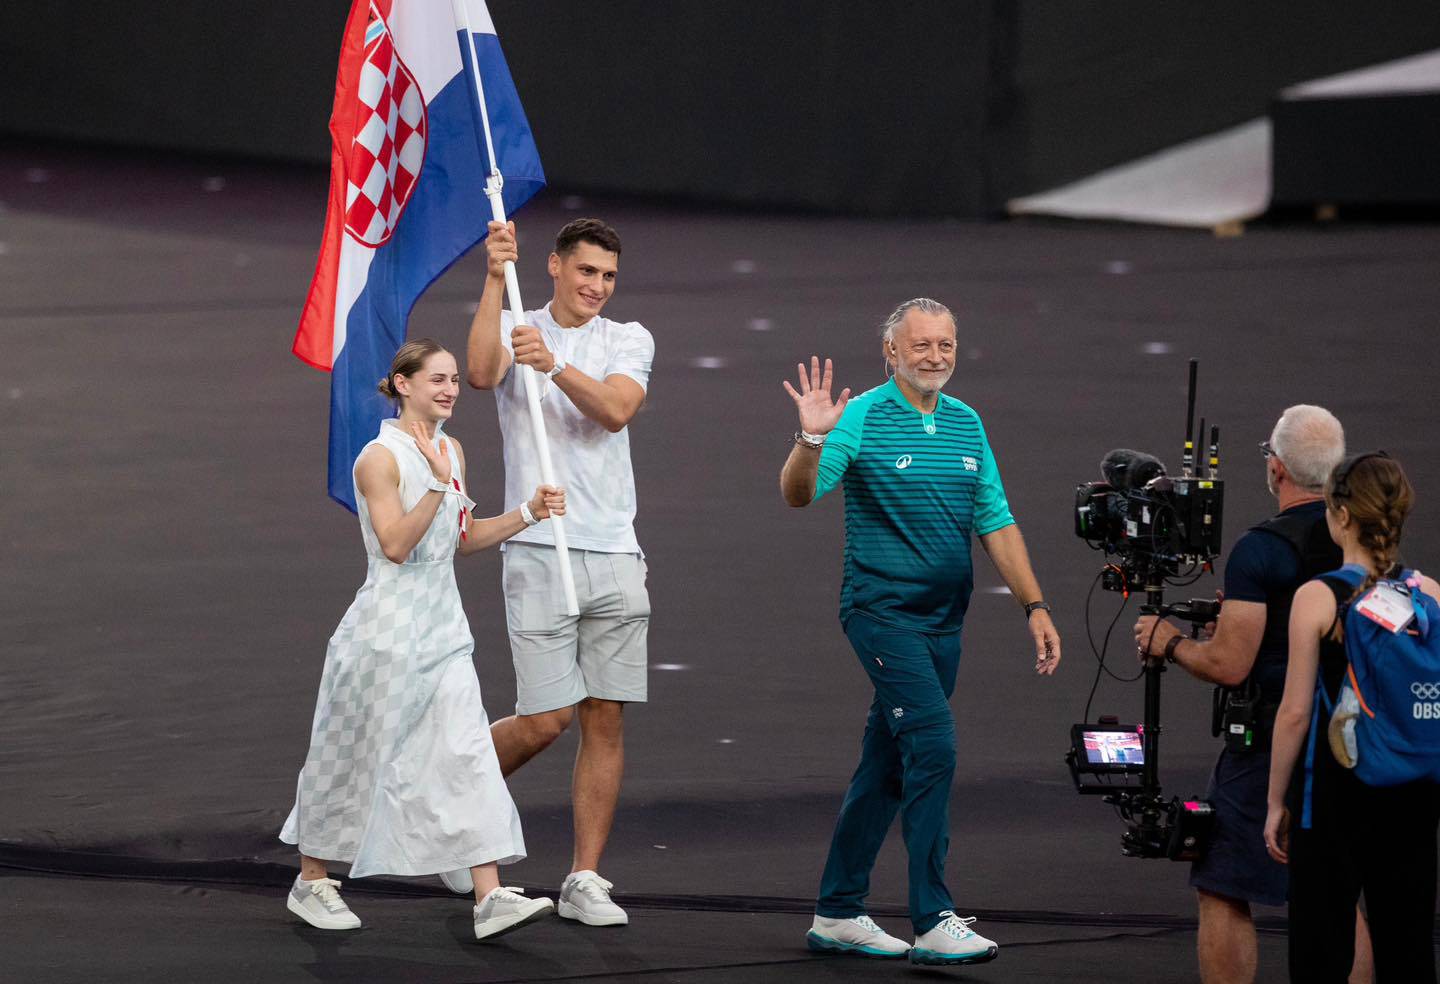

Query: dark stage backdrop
[3,1,1439,215]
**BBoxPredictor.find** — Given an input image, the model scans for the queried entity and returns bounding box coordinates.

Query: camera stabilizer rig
[1067,595,1219,860]
[1065,359,1225,860]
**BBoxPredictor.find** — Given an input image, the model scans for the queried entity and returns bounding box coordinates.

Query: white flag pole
[452,1,580,616]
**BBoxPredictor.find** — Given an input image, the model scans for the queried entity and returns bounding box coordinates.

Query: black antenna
[1182,359,1198,477]
[1209,425,1220,480]
[1196,417,1207,477]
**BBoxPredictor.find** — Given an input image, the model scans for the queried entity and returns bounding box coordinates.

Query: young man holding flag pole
[466,216,653,926]
[466,210,653,933]
[454,0,653,925]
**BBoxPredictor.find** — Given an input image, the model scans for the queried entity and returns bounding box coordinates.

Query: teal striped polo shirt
[814,377,1015,633]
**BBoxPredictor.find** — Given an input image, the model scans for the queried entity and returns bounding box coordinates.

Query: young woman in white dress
[281,338,564,940]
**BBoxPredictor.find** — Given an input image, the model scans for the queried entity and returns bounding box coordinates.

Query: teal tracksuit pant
[816,613,962,935]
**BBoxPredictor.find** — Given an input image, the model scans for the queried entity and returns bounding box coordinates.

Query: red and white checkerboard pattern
[344,19,427,247]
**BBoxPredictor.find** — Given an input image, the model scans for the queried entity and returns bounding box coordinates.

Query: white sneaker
[473,886,555,941]
[910,911,998,965]
[558,870,628,926]
[805,914,910,958]
[286,875,361,930]
[439,868,474,894]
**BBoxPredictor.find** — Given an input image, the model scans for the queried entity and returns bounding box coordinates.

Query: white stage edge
[1007,48,1440,229]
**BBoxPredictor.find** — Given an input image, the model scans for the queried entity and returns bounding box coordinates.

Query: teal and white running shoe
[909,911,998,965]
[806,914,910,958]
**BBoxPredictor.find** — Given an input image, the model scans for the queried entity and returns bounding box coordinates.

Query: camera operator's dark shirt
[1222,500,1336,703]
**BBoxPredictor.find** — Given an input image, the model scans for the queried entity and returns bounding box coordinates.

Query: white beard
[897,364,954,397]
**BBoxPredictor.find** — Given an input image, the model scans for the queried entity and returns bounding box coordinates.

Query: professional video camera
[1074,435,1224,587]
[1065,360,1226,860]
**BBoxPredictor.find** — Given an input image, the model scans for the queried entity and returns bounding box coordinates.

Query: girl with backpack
[1265,452,1440,983]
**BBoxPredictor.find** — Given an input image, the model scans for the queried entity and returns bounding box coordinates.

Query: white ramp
[1008,120,1270,229]
[1007,48,1440,229]
[1285,47,1440,98]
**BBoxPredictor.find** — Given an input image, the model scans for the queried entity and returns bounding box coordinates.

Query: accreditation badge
[1354,582,1416,634]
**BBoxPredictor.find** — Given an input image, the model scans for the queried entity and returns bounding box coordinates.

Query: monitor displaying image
[1083,729,1144,765]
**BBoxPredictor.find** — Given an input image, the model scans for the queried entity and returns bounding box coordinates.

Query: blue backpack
[1302,564,1440,826]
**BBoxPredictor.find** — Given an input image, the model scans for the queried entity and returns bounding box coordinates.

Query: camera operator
[1133,405,1369,984]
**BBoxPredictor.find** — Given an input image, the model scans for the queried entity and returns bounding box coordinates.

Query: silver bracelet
[519,501,540,527]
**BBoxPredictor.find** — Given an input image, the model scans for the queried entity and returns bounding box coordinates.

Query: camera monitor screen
[1071,724,1144,774]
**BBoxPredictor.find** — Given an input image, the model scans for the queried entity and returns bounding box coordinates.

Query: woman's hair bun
[379,338,447,403]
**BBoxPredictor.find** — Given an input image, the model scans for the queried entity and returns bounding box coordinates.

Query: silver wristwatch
[794,429,826,450]
[546,357,567,379]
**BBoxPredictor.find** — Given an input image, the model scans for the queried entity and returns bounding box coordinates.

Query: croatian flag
[293,0,544,510]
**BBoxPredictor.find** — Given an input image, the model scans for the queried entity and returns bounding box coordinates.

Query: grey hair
[880,297,954,343]
[1271,404,1345,492]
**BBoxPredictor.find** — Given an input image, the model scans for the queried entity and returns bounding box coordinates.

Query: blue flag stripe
[327,30,544,510]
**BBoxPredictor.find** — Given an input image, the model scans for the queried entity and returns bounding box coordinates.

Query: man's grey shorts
[501,542,649,715]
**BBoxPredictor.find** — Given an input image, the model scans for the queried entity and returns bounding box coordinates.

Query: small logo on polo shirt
[892,707,904,719]
[895,455,913,469]
[962,456,978,472]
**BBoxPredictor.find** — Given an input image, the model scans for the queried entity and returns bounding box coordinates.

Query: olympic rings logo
[1411,682,1440,700]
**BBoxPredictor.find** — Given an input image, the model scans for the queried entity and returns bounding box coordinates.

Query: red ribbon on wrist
[453,477,467,541]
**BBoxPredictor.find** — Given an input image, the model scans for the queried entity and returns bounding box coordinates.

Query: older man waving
[779,297,1060,967]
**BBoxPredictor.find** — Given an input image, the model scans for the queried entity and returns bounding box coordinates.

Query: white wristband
[519,501,539,527]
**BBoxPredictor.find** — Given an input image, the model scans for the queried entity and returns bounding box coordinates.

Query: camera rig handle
[1142,598,1221,627]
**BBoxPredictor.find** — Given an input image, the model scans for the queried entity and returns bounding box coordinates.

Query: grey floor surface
[3,143,1438,982]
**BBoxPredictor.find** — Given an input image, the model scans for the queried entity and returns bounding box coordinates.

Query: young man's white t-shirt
[496,303,654,554]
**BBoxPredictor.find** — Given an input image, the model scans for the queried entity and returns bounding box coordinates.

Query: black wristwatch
[1163,635,1184,664]
[1024,600,1051,618]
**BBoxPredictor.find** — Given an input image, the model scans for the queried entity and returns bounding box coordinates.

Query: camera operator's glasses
[1258,440,1276,460]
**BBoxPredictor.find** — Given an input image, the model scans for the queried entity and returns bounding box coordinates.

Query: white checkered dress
[280,419,525,877]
